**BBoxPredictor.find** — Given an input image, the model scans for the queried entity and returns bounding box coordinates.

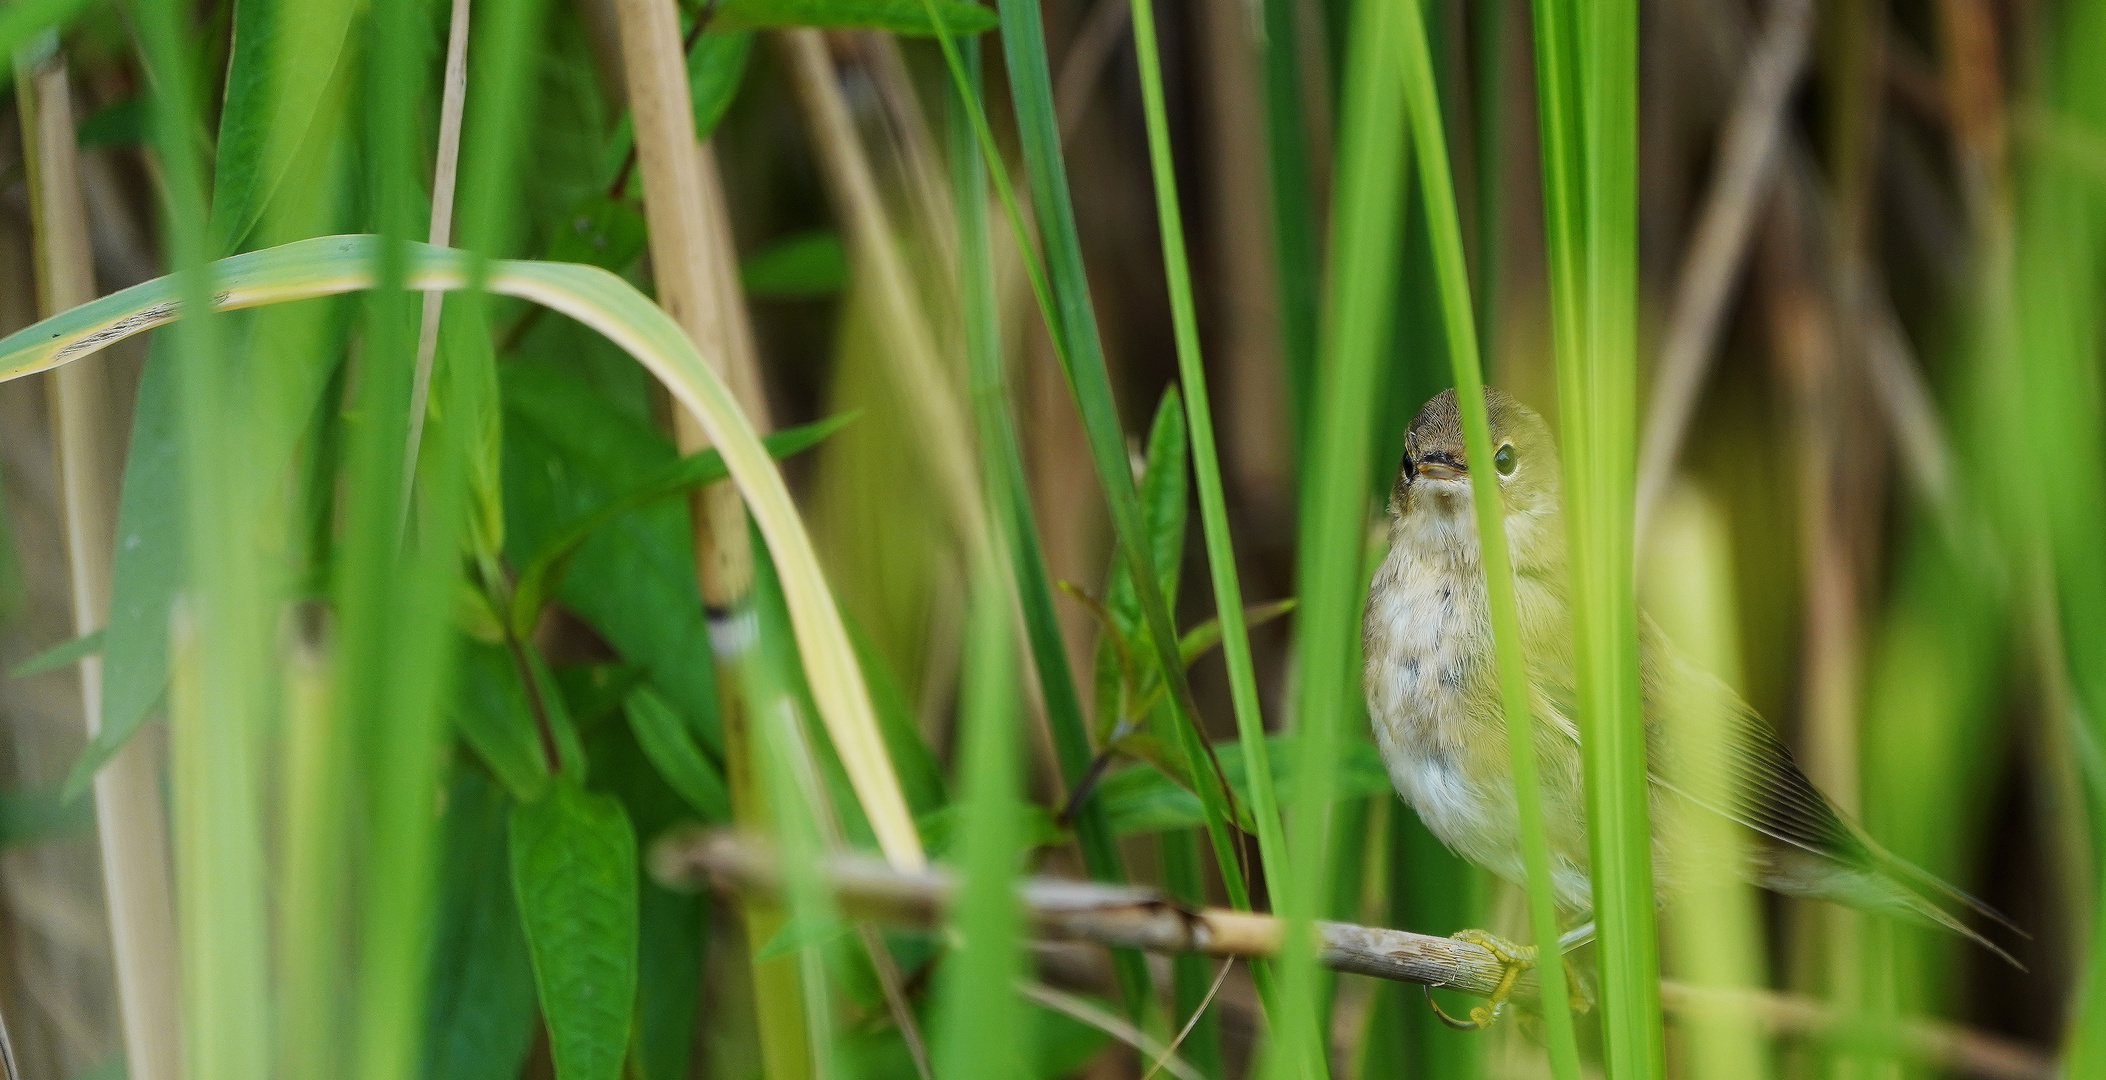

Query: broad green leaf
[708,0,996,35]
[632,881,704,1080]
[510,779,639,1080]
[623,686,729,822]
[9,628,104,679]
[1095,735,1392,837]
[578,709,708,1080]
[551,664,650,728]
[508,413,853,640]
[454,641,588,804]
[1104,387,1188,645]
[423,766,537,1080]
[208,0,357,254]
[502,359,720,752]
[1,787,97,847]
[688,31,752,140]
[0,234,927,869]
[741,230,848,298]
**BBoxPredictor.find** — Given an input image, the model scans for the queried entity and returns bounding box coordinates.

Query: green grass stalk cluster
[1125,0,1291,920]
[1397,1,1583,1075]
[1273,0,1412,1073]
[1532,0,1664,1071]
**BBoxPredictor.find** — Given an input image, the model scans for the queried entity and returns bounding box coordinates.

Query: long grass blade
[135,2,270,1080]
[1127,0,1290,911]
[1397,2,1583,1076]
[0,235,927,874]
[2011,3,2106,1072]
[987,0,1254,914]
[1272,0,1413,1072]
[945,33,1155,1016]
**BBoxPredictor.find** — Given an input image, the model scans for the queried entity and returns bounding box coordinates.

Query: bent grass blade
[0,233,926,872]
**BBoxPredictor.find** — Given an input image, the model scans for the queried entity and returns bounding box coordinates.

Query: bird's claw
[1423,929,1537,1031]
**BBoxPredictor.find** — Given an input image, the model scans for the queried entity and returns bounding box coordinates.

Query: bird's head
[1386,387,1563,570]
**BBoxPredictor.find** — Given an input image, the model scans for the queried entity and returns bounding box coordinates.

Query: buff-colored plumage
[1362,388,2018,964]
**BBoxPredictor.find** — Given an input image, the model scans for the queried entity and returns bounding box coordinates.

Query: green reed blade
[1128,0,1291,913]
[136,3,268,1080]
[1573,0,1664,1071]
[988,0,1252,914]
[1271,0,1412,1073]
[931,524,1028,1080]
[946,34,1154,1017]
[1397,1,1583,1075]
[2013,3,2106,1071]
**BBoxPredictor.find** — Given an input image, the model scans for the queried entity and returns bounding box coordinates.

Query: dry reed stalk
[606,2,805,1077]
[12,46,182,1080]
[654,830,2056,1080]
[400,0,473,504]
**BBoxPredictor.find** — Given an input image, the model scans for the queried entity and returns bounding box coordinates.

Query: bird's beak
[1415,460,1465,482]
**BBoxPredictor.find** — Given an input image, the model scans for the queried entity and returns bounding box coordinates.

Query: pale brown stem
[400,0,473,521]
[775,29,985,556]
[13,44,182,1080]
[1633,0,1813,539]
[606,2,795,1077]
[656,831,2056,1080]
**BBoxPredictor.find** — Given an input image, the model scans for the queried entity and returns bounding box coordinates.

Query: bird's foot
[1424,930,1537,1031]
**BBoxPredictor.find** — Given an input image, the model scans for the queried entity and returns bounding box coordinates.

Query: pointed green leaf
[510,779,639,1080]
[8,628,104,679]
[623,686,729,822]
[688,31,753,141]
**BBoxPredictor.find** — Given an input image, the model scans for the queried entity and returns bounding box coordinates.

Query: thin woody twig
[654,831,2057,1080]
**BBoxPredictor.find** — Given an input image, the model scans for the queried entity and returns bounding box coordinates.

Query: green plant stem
[135,1,270,1080]
[947,32,1153,1018]
[914,0,1254,949]
[1397,2,1583,1076]
[1573,0,1664,1072]
[1272,0,1412,1073]
[1126,0,1290,911]
[986,0,1251,915]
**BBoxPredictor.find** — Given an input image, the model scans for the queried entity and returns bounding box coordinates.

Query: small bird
[1362,388,2018,1023]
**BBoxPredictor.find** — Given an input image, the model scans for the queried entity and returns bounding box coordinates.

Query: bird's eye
[1494,442,1517,476]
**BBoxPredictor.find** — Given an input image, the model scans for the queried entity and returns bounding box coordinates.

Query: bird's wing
[1637,647,2024,941]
